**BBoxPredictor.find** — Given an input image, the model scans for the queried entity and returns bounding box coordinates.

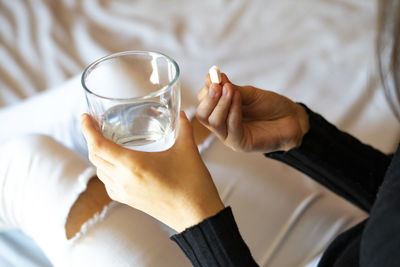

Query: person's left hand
[80,111,225,232]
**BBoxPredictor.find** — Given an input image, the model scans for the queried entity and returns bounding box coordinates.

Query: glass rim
[81,50,180,101]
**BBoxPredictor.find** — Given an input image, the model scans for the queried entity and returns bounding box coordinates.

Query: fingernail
[209,84,219,97]
[222,85,228,96]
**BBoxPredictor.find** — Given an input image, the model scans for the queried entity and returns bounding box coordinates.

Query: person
[80,0,400,266]
[1,75,364,266]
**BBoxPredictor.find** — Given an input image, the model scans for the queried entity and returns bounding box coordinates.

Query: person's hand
[196,73,309,153]
[80,111,225,233]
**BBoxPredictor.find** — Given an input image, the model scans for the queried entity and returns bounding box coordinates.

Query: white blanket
[1,0,399,266]
[1,0,398,150]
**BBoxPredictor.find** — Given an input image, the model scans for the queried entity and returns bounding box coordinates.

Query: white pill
[209,65,221,84]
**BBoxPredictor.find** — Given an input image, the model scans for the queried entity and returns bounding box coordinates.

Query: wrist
[176,199,225,233]
[295,103,310,139]
[283,103,310,151]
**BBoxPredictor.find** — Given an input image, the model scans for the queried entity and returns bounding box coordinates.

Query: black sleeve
[171,207,258,267]
[265,104,391,212]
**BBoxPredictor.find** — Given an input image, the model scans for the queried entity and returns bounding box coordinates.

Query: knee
[0,134,58,159]
[0,134,63,229]
[0,134,89,171]
[0,134,95,235]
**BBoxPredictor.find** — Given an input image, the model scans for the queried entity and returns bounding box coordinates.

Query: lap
[0,118,367,266]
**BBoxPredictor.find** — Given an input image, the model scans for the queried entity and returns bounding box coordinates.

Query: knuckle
[208,115,224,130]
[227,136,245,152]
[224,82,234,91]
[195,109,209,124]
[121,154,144,174]
[207,117,218,128]
[132,160,147,175]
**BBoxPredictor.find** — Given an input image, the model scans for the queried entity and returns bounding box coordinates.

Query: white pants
[0,76,367,266]
[0,134,191,266]
[0,135,94,264]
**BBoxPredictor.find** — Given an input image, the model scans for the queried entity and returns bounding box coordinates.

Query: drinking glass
[82,51,180,152]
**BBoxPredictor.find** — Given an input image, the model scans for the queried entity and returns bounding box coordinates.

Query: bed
[0,0,399,266]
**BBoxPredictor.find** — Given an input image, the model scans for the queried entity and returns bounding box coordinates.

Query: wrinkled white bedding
[1,0,399,266]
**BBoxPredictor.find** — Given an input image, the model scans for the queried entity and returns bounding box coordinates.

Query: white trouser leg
[0,134,96,264]
[0,76,88,156]
[0,134,194,267]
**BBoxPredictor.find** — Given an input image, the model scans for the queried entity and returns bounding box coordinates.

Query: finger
[80,113,126,165]
[175,111,196,147]
[215,71,260,107]
[199,72,232,101]
[226,90,244,150]
[80,113,103,145]
[219,73,232,85]
[207,83,235,139]
[205,73,212,86]
[196,83,223,125]
[197,85,208,102]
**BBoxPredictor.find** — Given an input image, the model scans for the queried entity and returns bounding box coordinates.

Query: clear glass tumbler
[82,51,180,152]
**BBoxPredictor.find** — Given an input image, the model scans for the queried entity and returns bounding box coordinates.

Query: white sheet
[1,0,398,150]
[1,0,399,266]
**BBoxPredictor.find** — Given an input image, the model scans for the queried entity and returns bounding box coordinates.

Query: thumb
[81,113,128,165]
[174,111,196,147]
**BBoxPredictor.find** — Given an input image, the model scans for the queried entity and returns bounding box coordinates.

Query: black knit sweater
[171,105,397,267]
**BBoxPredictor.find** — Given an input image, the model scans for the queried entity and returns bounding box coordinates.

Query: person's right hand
[196,73,309,153]
[81,111,225,233]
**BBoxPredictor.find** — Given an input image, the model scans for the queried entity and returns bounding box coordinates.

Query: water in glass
[101,101,175,152]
